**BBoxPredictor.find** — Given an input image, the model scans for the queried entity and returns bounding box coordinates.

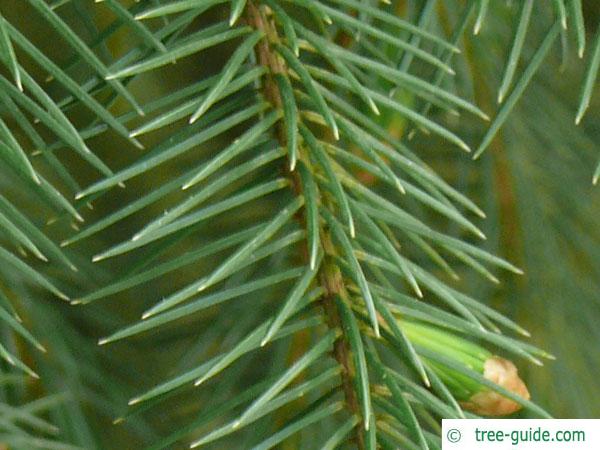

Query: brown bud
[461,356,530,416]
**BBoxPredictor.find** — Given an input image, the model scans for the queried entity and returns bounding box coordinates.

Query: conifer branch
[245,2,367,446]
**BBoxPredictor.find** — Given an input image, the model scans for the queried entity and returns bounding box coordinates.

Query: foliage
[0,0,598,449]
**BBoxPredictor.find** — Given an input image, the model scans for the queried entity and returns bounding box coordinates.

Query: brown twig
[244,2,366,447]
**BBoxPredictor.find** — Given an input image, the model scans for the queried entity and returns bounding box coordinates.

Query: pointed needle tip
[332,125,340,141]
[396,180,406,194]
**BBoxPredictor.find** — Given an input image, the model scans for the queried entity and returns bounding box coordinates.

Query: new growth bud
[461,356,530,416]
[399,320,530,416]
